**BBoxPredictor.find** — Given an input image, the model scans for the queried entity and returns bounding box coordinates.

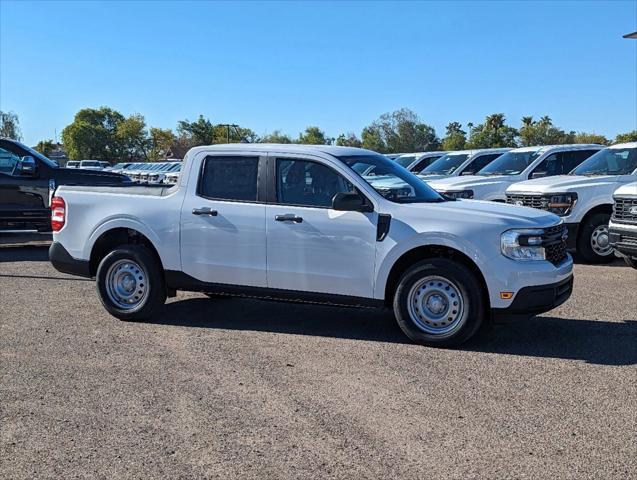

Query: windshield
[479,150,542,176]
[395,155,419,168]
[80,160,101,167]
[338,154,445,203]
[420,153,469,175]
[571,147,637,176]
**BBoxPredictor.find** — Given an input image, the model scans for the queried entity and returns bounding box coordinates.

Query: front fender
[374,231,497,300]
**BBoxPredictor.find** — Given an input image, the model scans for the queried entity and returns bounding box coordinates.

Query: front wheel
[577,213,614,263]
[393,258,485,347]
[96,245,166,321]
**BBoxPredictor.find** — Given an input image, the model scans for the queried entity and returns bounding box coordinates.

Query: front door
[180,154,267,287]
[266,156,377,299]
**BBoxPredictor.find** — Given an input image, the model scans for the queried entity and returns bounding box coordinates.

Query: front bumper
[49,241,91,278]
[493,274,574,316]
[609,221,637,259]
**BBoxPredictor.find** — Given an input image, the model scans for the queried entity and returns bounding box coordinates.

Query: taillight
[51,196,66,232]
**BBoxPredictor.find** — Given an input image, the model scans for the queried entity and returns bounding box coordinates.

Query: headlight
[444,190,474,200]
[543,193,577,216]
[501,229,546,261]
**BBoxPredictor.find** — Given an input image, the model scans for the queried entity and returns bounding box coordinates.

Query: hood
[427,175,511,191]
[613,182,637,197]
[506,175,624,194]
[397,198,560,230]
[59,167,130,185]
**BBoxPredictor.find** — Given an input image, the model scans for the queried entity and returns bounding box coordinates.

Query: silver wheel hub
[407,276,465,335]
[591,225,613,256]
[105,260,148,310]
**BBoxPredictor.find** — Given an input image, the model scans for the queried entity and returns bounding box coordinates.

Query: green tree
[260,130,293,144]
[117,114,150,161]
[0,111,22,140]
[441,122,467,150]
[147,127,175,161]
[518,116,573,146]
[615,130,637,144]
[61,107,125,160]
[177,115,215,146]
[34,139,56,156]
[335,133,362,148]
[360,108,440,153]
[466,113,518,148]
[297,126,328,145]
[572,132,609,146]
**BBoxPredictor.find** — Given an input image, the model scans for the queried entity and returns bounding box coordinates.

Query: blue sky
[1,0,635,146]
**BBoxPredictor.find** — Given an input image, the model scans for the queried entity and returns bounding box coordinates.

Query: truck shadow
[0,246,49,262]
[152,297,636,367]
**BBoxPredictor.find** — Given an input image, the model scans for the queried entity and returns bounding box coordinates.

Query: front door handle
[275,213,303,223]
[192,207,218,216]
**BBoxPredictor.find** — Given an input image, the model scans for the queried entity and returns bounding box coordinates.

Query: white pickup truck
[427,144,603,201]
[609,181,637,268]
[505,143,637,263]
[49,144,573,347]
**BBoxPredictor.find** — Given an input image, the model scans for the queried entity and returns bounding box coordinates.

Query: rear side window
[411,155,441,173]
[198,156,259,201]
[563,150,598,172]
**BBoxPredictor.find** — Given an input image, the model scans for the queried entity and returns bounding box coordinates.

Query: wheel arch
[89,227,164,277]
[382,244,490,309]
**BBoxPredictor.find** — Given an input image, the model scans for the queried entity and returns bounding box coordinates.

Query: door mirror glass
[16,156,37,176]
[332,192,373,212]
[531,171,547,179]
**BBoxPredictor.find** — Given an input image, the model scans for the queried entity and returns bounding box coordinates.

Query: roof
[511,144,604,153]
[609,142,637,149]
[187,143,380,157]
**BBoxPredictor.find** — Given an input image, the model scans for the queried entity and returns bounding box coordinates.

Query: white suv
[427,144,603,201]
[506,143,637,262]
[609,180,637,268]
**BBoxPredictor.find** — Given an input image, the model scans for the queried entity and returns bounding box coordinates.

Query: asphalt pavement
[1,244,635,479]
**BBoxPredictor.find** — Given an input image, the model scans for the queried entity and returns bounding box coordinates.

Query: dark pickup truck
[0,138,130,232]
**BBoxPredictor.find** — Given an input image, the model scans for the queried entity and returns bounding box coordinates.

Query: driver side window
[276,159,353,208]
[0,147,21,175]
[531,153,562,177]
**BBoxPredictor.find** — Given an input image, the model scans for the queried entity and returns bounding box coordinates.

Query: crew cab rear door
[265,153,377,299]
[180,153,267,287]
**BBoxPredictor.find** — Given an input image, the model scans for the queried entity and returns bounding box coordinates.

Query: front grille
[613,197,637,224]
[506,193,548,210]
[543,223,568,266]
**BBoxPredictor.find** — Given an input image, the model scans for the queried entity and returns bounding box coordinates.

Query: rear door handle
[275,213,303,223]
[192,207,218,216]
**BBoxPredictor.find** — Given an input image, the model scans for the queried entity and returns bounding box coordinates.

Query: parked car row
[390,143,636,264]
[117,161,182,184]
[65,160,111,170]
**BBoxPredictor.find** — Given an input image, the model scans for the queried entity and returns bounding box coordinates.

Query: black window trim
[195,154,267,204]
[267,155,372,210]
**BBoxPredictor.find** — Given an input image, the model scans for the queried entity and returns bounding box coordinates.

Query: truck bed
[56,183,176,197]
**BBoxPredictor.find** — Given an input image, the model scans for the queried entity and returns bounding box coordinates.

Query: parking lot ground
[1,245,636,479]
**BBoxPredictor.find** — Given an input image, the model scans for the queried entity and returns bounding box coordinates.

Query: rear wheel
[393,258,485,347]
[96,245,166,321]
[577,213,614,263]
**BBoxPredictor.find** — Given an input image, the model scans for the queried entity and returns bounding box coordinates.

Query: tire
[393,258,485,347]
[577,213,614,264]
[96,245,166,321]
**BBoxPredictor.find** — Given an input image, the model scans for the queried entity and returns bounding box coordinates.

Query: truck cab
[394,152,447,173]
[0,138,129,232]
[428,144,602,201]
[505,143,637,263]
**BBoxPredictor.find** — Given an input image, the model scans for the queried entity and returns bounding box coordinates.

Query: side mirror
[332,192,373,212]
[531,171,547,179]
[16,156,37,176]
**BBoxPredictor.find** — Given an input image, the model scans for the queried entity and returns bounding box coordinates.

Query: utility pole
[218,124,240,143]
